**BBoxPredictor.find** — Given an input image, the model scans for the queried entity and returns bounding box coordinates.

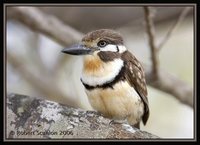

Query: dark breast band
[81,64,126,90]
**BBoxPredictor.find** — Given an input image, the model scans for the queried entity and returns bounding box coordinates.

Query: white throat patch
[81,58,124,86]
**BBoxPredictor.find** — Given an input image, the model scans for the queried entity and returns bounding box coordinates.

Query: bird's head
[62,29,127,57]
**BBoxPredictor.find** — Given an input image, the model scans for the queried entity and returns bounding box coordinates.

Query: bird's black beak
[61,44,93,55]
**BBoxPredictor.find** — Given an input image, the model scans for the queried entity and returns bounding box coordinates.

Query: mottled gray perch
[6,93,159,140]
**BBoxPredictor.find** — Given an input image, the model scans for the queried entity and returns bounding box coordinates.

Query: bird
[62,29,149,129]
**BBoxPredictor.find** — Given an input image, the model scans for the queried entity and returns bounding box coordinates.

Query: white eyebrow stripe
[100,44,127,53]
[118,45,127,53]
[100,44,117,52]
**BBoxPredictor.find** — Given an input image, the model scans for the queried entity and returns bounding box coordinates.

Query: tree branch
[143,6,193,107]
[6,93,159,139]
[7,6,83,46]
[157,7,192,50]
[144,65,193,107]
[7,6,193,107]
[7,6,82,76]
[7,52,78,107]
[143,6,159,79]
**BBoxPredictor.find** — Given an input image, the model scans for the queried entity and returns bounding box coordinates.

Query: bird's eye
[97,40,107,48]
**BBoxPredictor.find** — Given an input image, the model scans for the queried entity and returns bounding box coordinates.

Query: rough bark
[6,93,159,140]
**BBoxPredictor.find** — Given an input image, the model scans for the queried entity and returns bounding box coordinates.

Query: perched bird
[62,29,149,128]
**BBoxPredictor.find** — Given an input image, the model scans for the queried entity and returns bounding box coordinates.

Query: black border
[3,3,197,142]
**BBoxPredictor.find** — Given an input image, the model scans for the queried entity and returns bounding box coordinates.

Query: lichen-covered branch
[6,93,159,140]
[6,6,193,107]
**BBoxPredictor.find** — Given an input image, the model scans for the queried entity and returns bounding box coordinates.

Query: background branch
[7,6,193,107]
[144,6,159,79]
[7,52,78,107]
[157,7,192,50]
[143,6,193,107]
[7,7,83,46]
[144,66,193,107]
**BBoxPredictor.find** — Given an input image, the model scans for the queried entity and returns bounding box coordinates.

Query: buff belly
[85,81,144,125]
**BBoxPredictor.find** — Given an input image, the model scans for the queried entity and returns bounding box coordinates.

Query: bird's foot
[86,110,102,116]
[109,119,128,126]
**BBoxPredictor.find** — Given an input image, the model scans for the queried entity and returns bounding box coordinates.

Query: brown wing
[122,51,149,125]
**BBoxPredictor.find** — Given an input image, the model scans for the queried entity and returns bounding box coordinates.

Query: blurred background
[6,6,194,138]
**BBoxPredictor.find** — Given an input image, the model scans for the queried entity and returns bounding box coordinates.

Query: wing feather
[122,51,149,125]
